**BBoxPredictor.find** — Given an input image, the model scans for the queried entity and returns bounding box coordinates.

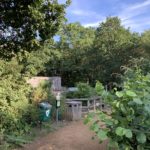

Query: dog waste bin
[65,101,82,121]
[38,102,52,122]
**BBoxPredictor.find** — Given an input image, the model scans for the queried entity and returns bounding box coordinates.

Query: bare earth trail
[22,121,107,150]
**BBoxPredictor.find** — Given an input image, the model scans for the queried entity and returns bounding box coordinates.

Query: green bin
[38,102,52,122]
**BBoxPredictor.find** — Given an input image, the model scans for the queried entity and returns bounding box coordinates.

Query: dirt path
[22,121,107,150]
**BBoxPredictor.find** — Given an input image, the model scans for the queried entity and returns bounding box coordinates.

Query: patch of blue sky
[59,0,150,32]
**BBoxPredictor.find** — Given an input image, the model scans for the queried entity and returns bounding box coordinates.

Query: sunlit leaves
[116,91,123,98]
[125,129,132,138]
[85,70,150,150]
[97,130,108,140]
[115,127,132,138]
[115,127,126,136]
[126,90,137,97]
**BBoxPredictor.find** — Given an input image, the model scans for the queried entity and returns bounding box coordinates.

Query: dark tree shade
[0,0,70,58]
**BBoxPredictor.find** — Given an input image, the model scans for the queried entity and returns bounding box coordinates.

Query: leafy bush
[85,69,150,150]
[0,130,10,150]
[0,60,32,134]
[95,81,105,96]
[0,59,53,148]
[66,82,96,98]
[31,80,54,104]
[0,58,60,149]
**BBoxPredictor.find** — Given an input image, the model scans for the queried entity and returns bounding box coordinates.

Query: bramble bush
[85,69,150,150]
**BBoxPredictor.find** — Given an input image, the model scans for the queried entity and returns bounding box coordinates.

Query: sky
[59,0,150,33]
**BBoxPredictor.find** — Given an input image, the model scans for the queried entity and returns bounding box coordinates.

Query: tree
[0,0,70,58]
[20,39,62,76]
[46,23,95,85]
[141,30,150,57]
[89,17,141,85]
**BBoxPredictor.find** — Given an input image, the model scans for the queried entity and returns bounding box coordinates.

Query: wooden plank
[66,96,100,101]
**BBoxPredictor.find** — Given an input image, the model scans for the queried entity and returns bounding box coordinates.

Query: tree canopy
[45,17,146,86]
[0,0,70,58]
[45,22,95,85]
[89,17,141,84]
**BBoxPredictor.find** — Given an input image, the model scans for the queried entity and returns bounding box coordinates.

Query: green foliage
[85,69,150,150]
[0,59,32,134]
[31,80,54,103]
[128,58,150,76]
[95,81,105,96]
[0,58,54,148]
[46,22,96,85]
[141,30,150,55]
[5,135,31,147]
[89,17,141,84]
[21,40,62,76]
[0,58,59,149]
[0,130,10,150]
[46,17,146,86]
[0,0,70,58]
[66,82,96,98]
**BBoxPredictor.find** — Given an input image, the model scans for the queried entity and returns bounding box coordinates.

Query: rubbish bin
[38,102,52,122]
[65,101,82,121]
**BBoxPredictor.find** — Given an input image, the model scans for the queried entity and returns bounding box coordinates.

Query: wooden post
[56,108,59,124]
[94,98,96,112]
[87,99,90,112]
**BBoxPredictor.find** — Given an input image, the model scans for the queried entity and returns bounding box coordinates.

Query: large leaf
[125,129,132,138]
[136,133,146,144]
[126,91,137,97]
[115,127,126,136]
[108,140,119,149]
[97,130,108,140]
[116,91,123,98]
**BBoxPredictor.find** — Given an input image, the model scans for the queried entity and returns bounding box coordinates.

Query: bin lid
[39,102,52,109]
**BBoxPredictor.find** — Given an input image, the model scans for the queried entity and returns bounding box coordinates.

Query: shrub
[31,80,54,104]
[66,82,96,98]
[0,59,39,136]
[85,69,150,150]
[95,81,105,96]
[0,64,32,135]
